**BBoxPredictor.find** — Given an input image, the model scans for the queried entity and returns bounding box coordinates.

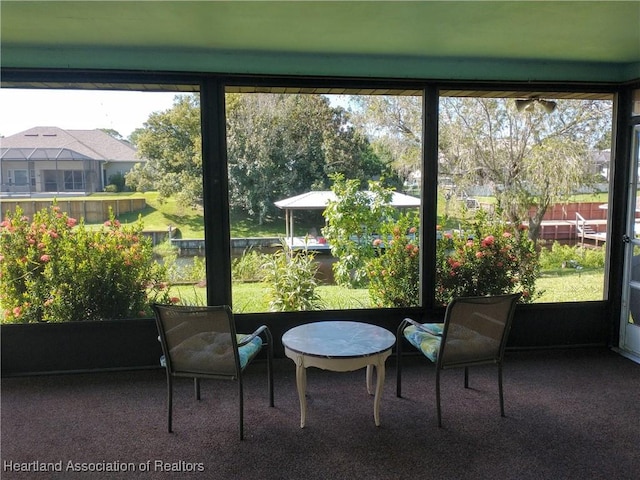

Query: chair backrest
[152,304,240,377]
[438,293,520,369]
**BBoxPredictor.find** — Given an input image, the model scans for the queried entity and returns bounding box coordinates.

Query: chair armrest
[403,317,424,330]
[238,325,270,347]
[400,318,442,336]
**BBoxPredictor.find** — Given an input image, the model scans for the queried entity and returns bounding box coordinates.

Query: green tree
[438,97,611,241]
[322,174,396,288]
[226,93,396,223]
[100,128,125,141]
[348,95,422,184]
[126,94,202,208]
[128,93,397,222]
[350,95,611,243]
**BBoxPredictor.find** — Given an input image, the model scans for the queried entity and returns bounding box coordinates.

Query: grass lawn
[535,269,604,302]
[170,282,373,313]
[108,192,317,238]
[107,192,207,238]
[170,268,604,313]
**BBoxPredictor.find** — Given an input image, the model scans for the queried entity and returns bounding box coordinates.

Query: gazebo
[274,190,420,250]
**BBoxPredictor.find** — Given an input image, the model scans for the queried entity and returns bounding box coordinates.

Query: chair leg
[266,330,274,407]
[268,352,274,407]
[194,378,201,400]
[396,341,403,397]
[238,378,244,440]
[436,368,442,428]
[464,367,469,389]
[498,363,505,417]
[396,320,406,398]
[166,374,173,433]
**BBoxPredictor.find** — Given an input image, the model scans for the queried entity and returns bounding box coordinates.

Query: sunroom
[2,1,639,477]
[2,1,639,368]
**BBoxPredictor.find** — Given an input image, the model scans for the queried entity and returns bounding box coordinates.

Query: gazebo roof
[274,191,420,211]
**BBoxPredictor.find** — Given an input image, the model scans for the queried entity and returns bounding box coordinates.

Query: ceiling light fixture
[515,98,557,113]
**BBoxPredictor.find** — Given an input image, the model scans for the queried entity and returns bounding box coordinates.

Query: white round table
[282,321,396,428]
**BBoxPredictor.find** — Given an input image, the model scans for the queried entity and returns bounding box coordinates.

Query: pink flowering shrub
[0,204,172,323]
[435,209,540,305]
[367,213,420,307]
[366,209,540,308]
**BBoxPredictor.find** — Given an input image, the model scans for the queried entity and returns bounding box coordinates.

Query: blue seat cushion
[237,334,263,369]
[403,323,444,362]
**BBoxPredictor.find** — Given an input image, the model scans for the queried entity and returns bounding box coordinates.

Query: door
[620,125,640,358]
[43,170,58,192]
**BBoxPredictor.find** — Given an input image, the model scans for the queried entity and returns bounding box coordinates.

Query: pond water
[166,246,338,285]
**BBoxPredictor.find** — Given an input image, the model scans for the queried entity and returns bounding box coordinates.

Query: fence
[0,198,147,224]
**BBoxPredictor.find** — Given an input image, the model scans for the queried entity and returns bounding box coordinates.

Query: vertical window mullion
[201,79,232,307]
[422,85,439,310]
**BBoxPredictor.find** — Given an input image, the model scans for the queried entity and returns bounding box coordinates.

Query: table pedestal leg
[372,357,385,426]
[366,364,374,394]
[365,357,385,426]
[294,356,307,428]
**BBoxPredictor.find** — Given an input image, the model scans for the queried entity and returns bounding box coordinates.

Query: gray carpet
[1,348,639,479]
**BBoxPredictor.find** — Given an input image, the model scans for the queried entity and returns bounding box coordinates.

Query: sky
[0,89,181,139]
[0,89,353,141]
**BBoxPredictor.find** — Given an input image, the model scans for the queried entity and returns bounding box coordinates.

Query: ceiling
[1,1,639,83]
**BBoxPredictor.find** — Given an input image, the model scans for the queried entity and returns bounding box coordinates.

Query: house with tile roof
[0,126,143,196]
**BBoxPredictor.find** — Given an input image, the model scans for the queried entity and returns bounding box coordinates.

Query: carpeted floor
[1,348,639,480]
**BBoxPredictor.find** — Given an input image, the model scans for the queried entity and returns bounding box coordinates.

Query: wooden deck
[536,219,608,245]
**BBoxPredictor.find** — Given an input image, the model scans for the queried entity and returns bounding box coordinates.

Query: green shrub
[107,172,127,192]
[232,249,269,283]
[162,251,206,284]
[435,209,541,305]
[184,255,206,283]
[367,213,420,307]
[0,204,172,323]
[262,245,323,311]
[539,241,605,270]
